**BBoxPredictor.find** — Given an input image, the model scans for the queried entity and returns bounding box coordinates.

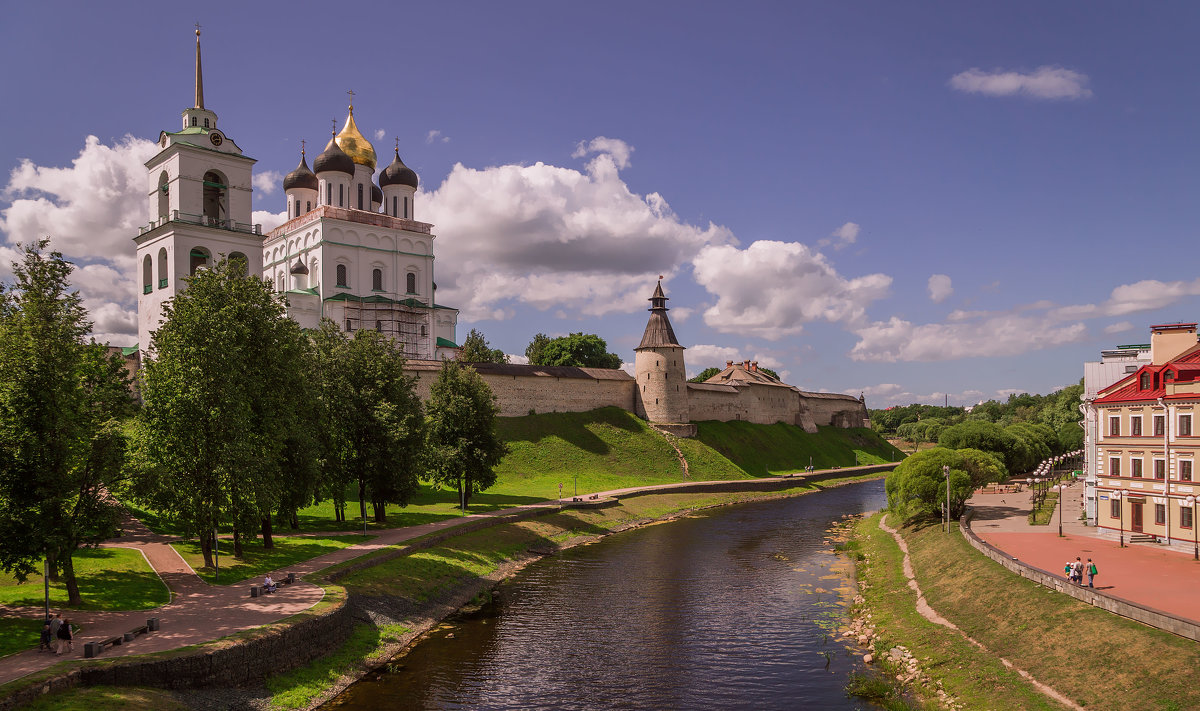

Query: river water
[325,479,887,710]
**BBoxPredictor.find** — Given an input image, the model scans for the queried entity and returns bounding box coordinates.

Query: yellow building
[1094,323,1200,548]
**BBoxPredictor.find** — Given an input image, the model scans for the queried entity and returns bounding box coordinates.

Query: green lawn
[15,686,189,711]
[171,535,370,585]
[0,548,168,611]
[696,422,905,475]
[0,617,48,658]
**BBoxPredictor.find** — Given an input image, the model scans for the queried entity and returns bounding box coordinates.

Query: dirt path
[878,517,1081,711]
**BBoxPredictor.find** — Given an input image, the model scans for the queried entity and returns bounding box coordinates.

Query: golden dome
[335,106,376,171]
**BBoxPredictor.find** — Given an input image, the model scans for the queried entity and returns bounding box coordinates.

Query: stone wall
[962,508,1200,642]
[406,365,636,418]
[803,393,869,429]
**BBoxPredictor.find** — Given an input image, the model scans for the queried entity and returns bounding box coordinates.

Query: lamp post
[943,464,951,533]
[1058,483,1067,537]
[1189,496,1198,561]
[1114,491,1124,547]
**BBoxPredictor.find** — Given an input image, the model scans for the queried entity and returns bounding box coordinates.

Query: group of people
[39,613,74,655]
[1064,556,1099,587]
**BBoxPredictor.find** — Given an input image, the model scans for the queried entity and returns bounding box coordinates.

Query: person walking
[56,618,74,655]
[38,617,52,653]
[1064,560,1073,580]
[1073,557,1084,585]
[48,614,62,654]
[1087,558,1098,588]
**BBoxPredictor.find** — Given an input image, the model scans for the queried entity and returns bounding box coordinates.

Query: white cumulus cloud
[928,274,953,303]
[252,170,282,196]
[949,66,1092,100]
[374,129,386,141]
[1104,321,1135,335]
[691,240,891,340]
[426,130,450,144]
[818,221,860,250]
[572,136,633,170]
[421,138,734,320]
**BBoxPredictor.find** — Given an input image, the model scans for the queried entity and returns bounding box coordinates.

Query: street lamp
[943,464,951,533]
[1058,483,1068,537]
[1113,491,1124,547]
[1189,495,1198,561]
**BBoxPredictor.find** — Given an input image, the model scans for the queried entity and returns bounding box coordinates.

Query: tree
[426,360,508,510]
[533,332,621,369]
[0,240,132,605]
[759,367,780,380]
[688,367,720,383]
[885,447,973,522]
[134,257,311,565]
[459,328,508,363]
[311,320,425,524]
[525,333,551,365]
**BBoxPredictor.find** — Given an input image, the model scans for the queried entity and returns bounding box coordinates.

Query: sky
[2,1,1199,408]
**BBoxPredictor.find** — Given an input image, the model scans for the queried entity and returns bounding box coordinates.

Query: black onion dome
[314,137,354,176]
[289,258,309,275]
[380,149,419,189]
[371,184,383,205]
[282,153,318,191]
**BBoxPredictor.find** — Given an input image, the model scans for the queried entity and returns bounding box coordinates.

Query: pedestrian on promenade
[48,614,62,654]
[1064,560,1073,580]
[1087,558,1098,588]
[1073,557,1084,584]
[38,617,52,653]
[56,618,74,655]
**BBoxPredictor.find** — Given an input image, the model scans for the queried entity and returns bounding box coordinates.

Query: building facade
[1081,342,1152,524]
[135,30,459,360]
[1093,323,1200,546]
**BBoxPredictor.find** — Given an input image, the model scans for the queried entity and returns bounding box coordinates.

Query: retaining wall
[961,508,1200,642]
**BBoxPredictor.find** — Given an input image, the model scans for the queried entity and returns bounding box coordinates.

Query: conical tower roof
[636,280,682,350]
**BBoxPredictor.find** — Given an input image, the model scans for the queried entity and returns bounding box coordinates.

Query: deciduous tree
[426,360,507,510]
[459,328,508,363]
[0,240,132,605]
[532,332,621,369]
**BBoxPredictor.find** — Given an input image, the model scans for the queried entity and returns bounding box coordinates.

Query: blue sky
[3,1,1199,407]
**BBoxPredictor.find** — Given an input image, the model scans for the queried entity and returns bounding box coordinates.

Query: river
[324,479,887,710]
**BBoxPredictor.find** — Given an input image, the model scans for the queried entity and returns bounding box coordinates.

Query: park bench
[83,619,158,658]
[250,572,298,597]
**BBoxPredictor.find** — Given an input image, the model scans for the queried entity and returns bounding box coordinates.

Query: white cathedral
[134,30,459,360]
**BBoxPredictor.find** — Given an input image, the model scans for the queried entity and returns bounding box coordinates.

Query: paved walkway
[0,467,888,686]
[968,478,1200,626]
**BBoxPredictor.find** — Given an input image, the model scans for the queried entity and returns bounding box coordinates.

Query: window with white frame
[1182,460,1194,482]
[1132,459,1144,478]
[1155,459,1166,479]
[1109,457,1121,476]
[1155,503,1166,525]
[1155,415,1166,436]
[1184,505,1195,529]
[336,264,349,287]
[1109,416,1121,436]
[1181,414,1193,437]
[1132,416,1143,436]
[1110,498,1120,518]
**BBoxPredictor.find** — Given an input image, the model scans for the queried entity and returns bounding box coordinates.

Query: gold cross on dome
[194,22,201,34]
[300,139,306,155]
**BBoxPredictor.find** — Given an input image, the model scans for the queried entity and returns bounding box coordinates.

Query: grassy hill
[694,420,905,476]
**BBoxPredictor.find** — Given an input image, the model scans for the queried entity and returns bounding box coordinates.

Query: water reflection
[326,480,886,710]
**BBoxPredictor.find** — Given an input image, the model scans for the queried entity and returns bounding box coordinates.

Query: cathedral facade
[134,30,459,359]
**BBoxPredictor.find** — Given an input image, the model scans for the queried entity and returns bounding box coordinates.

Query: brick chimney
[750,361,758,372]
[726,360,733,368]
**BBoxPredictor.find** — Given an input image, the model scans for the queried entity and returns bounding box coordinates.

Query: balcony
[139,210,262,237]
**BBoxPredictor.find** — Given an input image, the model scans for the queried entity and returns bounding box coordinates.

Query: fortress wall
[686,384,803,425]
[687,387,748,422]
[804,395,869,428]
[409,369,636,418]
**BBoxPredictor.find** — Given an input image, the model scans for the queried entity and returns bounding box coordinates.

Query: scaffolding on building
[338,296,432,359]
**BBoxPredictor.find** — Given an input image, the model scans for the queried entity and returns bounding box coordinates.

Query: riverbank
[228,471,893,710]
[847,512,1200,710]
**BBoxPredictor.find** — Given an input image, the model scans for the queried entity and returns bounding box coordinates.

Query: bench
[251,572,298,597]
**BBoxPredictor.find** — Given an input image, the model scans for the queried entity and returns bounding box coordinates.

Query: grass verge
[265,621,408,710]
[851,514,1056,710]
[171,535,370,585]
[697,423,905,475]
[1027,492,1059,525]
[0,548,168,611]
[15,686,189,711]
[902,518,1200,711]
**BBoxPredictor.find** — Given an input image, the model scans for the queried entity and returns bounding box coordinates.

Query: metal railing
[139,210,262,236]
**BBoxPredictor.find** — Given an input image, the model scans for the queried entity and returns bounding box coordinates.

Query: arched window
[357,184,364,210]
[406,272,416,294]
[189,247,212,275]
[306,200,311,212]
[338,184,344,207]
[336,264,348,287]
[294,199,300,218]
[403,196,409,219]
[157,171,169,220]
[1141,372,1152,390]
[142,255,152,294]
[157,247,168,289]
[203,118,210,128]
[191,116,197,127]
[326,183,332,205]
[392,196,397,217]
[372,268,383,291]
[228,252,248,277]
[202,171,227,225]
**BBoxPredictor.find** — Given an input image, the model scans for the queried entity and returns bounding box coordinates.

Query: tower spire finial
[193,24,204,110]
[300,138,306,157]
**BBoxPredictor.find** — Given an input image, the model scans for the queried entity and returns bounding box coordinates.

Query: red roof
[1095,342,1200,404]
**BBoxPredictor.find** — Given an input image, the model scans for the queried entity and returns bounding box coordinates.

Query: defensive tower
[634,280,689,424]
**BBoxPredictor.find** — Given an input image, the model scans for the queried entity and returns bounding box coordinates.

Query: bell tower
[634,280,689,424]
[134,28,263,355]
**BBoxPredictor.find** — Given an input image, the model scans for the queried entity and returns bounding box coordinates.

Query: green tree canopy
[688,367,721,383]
[885,447,974,522]
[425,361,508,510]
[311,320,425,524]
[133,257,313,564]
[0,240,132,604]
[459,328,509,363]
[524,333,551,365]
[531,332,621,369]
